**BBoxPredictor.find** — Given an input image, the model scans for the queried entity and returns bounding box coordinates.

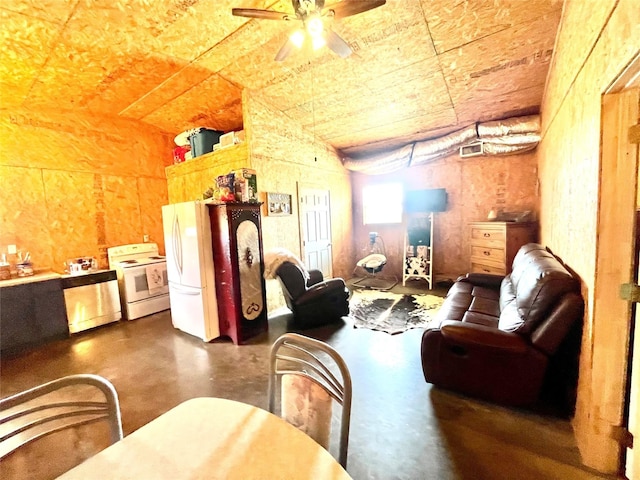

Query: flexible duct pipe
[482,143,538,155]
[342,115,541,174]
[411,124,478,167]
[477,115,540,139]
[342,144,413,174]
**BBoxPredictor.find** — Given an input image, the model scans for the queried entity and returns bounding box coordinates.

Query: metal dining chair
[268,333,352,469]
[0,374,123,471]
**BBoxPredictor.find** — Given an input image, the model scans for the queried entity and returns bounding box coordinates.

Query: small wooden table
[56,397,352,480]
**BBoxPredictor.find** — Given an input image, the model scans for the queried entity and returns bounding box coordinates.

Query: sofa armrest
[458,272,504,289]
[295,278,347,305]
[440,320,528,353]
[307,269,324,286]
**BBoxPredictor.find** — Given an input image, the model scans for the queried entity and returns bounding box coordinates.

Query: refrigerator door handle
[173,214,183,276]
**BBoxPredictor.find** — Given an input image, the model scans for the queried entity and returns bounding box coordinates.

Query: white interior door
[298,187,333,278]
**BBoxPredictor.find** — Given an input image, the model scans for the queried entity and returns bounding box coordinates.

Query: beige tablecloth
[56,397,352,480]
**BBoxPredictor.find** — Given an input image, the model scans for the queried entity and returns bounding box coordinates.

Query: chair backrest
[0,374,123,462]
[268,333,352,469]
[276,262,309,302]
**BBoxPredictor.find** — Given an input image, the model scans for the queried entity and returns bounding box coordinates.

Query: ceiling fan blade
[275,37,297,61]
[231,8,290,20]
[325,30,353,58]
[324,0,386,20]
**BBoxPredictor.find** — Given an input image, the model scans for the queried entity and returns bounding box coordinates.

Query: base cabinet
[1,278,69,355]
[208,203,267,345]
[469,221,537,275]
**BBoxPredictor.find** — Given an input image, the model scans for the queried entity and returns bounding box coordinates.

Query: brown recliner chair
[265,249,350,329]
[421,243,584,407]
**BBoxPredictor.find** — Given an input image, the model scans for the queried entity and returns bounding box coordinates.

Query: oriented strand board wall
[243,90,353,312]
[0,108,172,273]
[351,150,539,281]
[538,0,639,472]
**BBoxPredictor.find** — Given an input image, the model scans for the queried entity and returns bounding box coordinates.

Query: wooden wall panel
[0,110,172,177]
[103,175,143,250]
[0,166,53,270]
[43,170,99,272]
[143,75,244,134]
[351,150,539,283]
[0,108,171,273]
[541,0,617,135]
[138,177,170,254]
[243,90,353,312]
[424,0,563,54]
[0,10,59,108]
[538,0,640,472]
[440,13,559,114]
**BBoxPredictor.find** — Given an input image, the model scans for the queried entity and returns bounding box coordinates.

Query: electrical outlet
[7,244,16,254]
[143,235,149,243]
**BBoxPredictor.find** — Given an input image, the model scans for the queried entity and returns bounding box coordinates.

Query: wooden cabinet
[469,221,537,275]
[208,203,267,345]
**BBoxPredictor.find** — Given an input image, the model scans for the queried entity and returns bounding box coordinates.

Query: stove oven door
[121,262,169,302]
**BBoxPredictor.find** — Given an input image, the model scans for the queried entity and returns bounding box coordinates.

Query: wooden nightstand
[469,221,537,275]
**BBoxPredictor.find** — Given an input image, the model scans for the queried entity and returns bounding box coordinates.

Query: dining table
[55,397,353,479]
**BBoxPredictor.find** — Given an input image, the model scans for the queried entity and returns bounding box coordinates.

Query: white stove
[107,243,170,320]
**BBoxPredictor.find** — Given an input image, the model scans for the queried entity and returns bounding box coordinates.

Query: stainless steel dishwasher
[61,270,121,333]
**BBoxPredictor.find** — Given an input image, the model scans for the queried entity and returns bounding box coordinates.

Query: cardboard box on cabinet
[233,168,257,203]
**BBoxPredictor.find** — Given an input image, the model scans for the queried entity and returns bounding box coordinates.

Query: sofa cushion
[462,311,499,327]
[471,286,500,301]
[468,296,500,317]
[498,246,579,335]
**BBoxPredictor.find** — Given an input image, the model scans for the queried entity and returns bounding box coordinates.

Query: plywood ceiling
[0,0,563,157]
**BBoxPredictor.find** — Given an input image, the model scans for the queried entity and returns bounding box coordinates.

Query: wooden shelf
[403,212,433,289]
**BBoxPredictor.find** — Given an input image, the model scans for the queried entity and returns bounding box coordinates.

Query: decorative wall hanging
[263,192,292,216]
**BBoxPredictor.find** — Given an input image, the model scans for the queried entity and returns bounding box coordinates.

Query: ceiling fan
[232,0,386,61]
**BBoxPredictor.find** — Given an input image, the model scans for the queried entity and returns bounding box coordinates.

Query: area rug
[348,290,445,335]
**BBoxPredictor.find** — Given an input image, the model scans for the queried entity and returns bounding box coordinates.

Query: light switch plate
[7,244,17,254]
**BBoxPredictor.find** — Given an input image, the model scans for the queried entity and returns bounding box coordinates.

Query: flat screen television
[404,188,447,213]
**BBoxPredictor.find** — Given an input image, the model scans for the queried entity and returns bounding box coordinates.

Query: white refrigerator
[162,200,220,341]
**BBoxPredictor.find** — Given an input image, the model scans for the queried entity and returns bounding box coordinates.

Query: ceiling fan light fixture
[232,0,387,61]
[306,16,324,37]
[305,15,325,51]
[290,29,306,48]
[311,34,326,51]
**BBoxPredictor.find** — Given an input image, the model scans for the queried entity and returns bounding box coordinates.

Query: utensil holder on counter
[16,262,34,277]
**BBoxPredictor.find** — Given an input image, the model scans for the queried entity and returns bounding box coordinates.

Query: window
[362,183,403,224]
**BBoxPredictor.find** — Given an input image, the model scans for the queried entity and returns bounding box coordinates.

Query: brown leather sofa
[421,243,584,407]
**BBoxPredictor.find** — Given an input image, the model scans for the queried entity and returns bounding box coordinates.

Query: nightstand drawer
[469,221,537,275]
[470,226,505,248]
[471,245,505,264]
[471,262,506,275]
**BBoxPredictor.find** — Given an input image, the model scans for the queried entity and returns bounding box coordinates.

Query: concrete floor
[0,280,615,480]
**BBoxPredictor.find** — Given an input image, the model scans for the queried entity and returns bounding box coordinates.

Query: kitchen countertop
[0,271,62,288]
